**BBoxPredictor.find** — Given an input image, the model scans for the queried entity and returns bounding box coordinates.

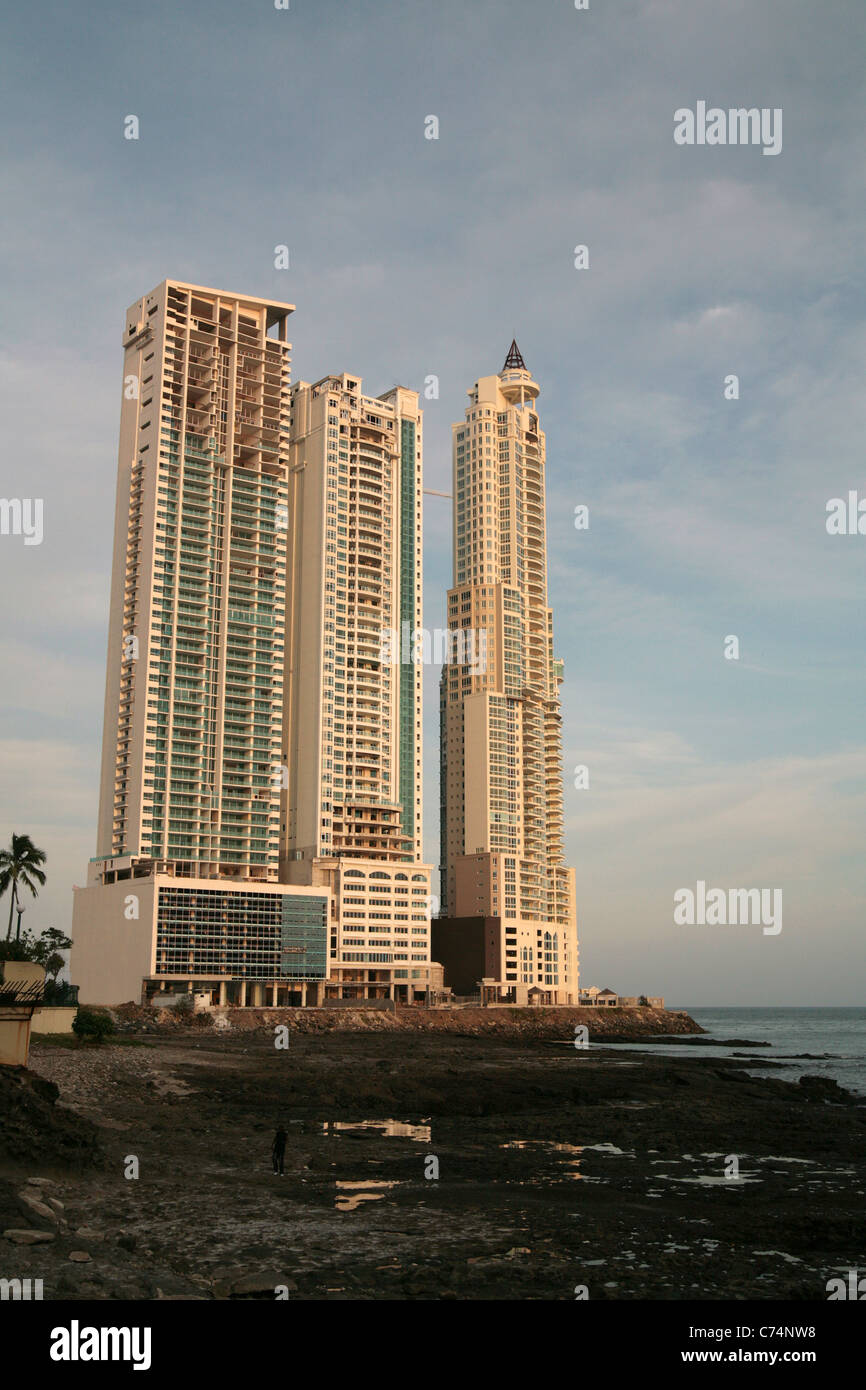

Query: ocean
[598,1007,866,1096]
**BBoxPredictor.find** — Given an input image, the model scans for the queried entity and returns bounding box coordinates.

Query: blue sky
[1,0,864,1002]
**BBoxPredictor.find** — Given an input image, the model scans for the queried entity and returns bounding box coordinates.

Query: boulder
[4,1228,55,1244]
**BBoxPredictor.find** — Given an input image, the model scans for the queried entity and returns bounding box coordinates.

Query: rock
[799,1074,853,1102]
[210,1268,293,1298]
[74,1226,105,1242]
[0,1067,101,1169]
[26,1177,57,1188]
[210,1266,247,1299]
[68,1250,92,1263]
[17,1193,58,1224]
[4,1228,55,1244]
[232,1272,288,1297]
[47,1198,65,1213]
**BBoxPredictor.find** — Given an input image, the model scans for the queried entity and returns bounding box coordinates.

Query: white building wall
[71,877,157,1005]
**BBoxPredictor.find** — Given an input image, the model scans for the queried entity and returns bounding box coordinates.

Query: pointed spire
[502,339,526,371]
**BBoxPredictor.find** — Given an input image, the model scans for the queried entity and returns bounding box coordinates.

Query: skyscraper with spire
[434,343,578,1004]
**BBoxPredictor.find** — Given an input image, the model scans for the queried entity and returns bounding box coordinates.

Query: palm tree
[0,833,47,940]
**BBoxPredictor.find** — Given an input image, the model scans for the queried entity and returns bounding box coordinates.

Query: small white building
[579,985,619,1007]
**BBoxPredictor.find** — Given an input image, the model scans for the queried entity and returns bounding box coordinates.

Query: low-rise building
[73,859,330,1007]
[578,987,665,1008]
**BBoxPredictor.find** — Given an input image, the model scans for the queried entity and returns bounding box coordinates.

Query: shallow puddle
[498,1138,617,1182]
[335,1179,400,1212]
[321,1119,432,1142]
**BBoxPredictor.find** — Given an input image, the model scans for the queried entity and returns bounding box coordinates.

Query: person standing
[272,1126,288,1176]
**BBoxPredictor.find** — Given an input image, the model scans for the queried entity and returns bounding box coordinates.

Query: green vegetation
[0,926,74,1000]
[0,833,47,940]
[72,1006,115,1043]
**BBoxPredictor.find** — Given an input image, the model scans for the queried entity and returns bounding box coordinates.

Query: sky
[1,0,864,1004]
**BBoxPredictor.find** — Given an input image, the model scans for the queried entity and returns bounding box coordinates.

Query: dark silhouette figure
[272,1127,288,1176]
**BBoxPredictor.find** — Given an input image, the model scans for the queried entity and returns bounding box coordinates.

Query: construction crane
[423,489,452,499]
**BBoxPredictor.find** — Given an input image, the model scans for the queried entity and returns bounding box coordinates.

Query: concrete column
[271,982,278,1006]
[253,983,263,1007]
[219,981,227,1006]
[300,982,307,1008]
[239,980,247,1007]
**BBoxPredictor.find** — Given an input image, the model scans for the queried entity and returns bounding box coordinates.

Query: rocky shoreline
[1,1010,864,1300]
[107,1001,705,1041]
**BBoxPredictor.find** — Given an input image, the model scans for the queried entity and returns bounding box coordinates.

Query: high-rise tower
[281,373,436,1002]
[434,344,578,1004]
[95,279,294,878]
[72,282,331,1009]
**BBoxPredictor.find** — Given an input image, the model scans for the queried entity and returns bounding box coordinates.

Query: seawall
[214,1003,703,1040]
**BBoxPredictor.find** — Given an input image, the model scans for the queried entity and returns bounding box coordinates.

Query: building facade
[282,374,435,1002]
[73,281,334,1006]
[72,872,329,1007]
[437,343,578,1003]
[95,279,293,878]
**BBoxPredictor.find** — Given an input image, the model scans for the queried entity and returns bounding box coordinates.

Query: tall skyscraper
[435,343,578,1004]
[72,281,330,1007]
[96,279,293,878]
[282,374,436,1002]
